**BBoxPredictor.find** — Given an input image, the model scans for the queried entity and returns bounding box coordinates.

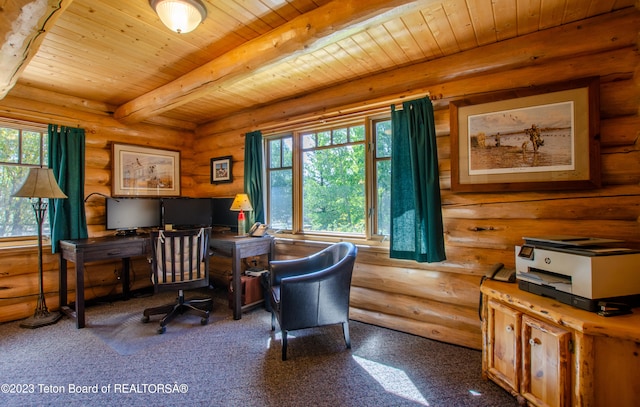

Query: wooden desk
[209,234,274,320]
[58,235,150,329]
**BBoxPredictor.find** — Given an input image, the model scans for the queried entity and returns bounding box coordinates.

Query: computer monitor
[211,197,238,231]
[161,198,212,229]
[105,198,162,234]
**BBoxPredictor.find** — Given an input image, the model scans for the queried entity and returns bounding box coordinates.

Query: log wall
[0,95,196,323]
[0,10,638,351]
[194,9,640,350]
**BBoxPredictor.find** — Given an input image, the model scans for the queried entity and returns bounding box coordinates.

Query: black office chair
[269,241,357,360]
[142,227,213,334]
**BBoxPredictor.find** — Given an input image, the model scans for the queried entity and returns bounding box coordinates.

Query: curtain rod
[262,92,432,135]
[391,93,432,111]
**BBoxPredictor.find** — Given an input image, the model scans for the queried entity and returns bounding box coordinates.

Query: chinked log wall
[0,9,638,350]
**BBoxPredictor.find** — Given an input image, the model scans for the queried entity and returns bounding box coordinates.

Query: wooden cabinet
[481,280,640,407]
[486,300,571,406]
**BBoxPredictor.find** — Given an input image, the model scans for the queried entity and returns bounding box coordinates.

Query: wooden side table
[209,234,274,320]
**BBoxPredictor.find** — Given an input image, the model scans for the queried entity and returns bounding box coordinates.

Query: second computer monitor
[162,198,212,229]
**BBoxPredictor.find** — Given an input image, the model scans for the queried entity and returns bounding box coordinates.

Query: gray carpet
[89,296,227,355]
[0,287,519,407]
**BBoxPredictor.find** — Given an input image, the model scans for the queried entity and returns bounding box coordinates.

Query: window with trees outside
[266,116,391,239]
[0,122,49,238]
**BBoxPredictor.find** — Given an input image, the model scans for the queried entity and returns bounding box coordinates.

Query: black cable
[478,275,487,321]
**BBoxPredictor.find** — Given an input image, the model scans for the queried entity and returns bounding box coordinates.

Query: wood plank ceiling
[1,0,635,130]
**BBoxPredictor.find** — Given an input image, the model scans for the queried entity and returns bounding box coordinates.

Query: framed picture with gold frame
[112,143,181,197]
[450,77,601,192]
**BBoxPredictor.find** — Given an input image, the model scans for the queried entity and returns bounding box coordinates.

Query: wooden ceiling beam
[7,83,198,131]
[0,93,192,140]
[0,0,75,99]
[113,0,438,124]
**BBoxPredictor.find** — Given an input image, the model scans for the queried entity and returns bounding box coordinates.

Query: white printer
[515,236,640,312]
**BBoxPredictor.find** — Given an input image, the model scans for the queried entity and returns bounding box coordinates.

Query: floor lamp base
[20,310,62,329]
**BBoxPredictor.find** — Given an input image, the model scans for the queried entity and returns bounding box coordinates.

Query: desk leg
[122,258,131,300]
[75,252,85,329]
[232,246,242,320]
[269,239,275,262]
[59,255,67,312]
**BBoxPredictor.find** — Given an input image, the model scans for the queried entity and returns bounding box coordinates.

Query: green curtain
[244,130,264,227]
[48,124,88,253]
[389,97,446,262]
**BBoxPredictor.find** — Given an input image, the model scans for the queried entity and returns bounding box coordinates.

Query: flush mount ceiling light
[149,0,207,34]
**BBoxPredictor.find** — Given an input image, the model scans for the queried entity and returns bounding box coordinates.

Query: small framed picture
[210,156,232,184]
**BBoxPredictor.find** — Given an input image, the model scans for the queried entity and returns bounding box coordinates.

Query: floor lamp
[12,167,68,328]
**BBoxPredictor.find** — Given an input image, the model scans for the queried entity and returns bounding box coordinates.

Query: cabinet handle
[505,324,513,333]
[529,337,541,346]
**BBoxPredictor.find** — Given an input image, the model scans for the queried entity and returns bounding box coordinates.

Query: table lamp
[230,193,253,236]
[12,167,68,328]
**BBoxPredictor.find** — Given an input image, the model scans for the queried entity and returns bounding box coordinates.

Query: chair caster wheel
[158,326,166,334]
[141,316,149,323]
[201,318,209,326]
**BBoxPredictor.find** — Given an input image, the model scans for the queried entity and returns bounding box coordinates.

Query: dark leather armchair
[269,241,357,360]
[142,227,212,334]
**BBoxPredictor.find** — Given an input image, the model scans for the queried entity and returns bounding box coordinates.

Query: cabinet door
[521,315,571,407]
[486,299,521,393]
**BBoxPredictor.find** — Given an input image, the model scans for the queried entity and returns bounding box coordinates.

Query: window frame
[265,134,294,232]
[0,120,49,242]
[265,113,390,241]
[370,117,392,238]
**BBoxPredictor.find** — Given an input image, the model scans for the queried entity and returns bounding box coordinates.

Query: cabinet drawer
[81,243,146,261]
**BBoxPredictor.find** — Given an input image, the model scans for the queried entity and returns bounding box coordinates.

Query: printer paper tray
[517,269,572,293]
[518,280,640,312]
[517,280,597,311]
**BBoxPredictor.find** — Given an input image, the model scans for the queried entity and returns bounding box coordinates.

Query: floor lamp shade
[13,167,68,199]
[12,167,67,328]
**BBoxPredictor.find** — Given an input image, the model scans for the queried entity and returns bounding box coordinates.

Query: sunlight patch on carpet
[353,355,429,406]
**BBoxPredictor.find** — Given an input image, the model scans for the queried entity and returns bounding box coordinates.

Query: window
[302,125,366,234]
[373,119,392,236]
[266,116,391,239]
[267,135,293,230]
[0,122,49,238]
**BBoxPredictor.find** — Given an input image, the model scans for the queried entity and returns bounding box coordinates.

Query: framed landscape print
[450,77,601,192]
[112,143,181,197]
